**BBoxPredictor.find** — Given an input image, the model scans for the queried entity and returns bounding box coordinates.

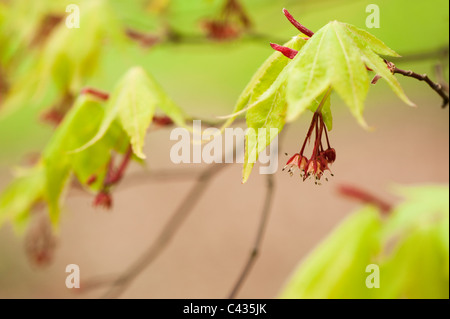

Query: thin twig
[434,63,449,93]
[100,161,229,299]
[393,66,449,108]
[227,128,289,299]
[228,173,275,299]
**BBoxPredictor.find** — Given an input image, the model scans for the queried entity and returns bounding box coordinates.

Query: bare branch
[393,66,449,108]
[99,160,229,299]
[434,63,449,93]
[228,173,275,299]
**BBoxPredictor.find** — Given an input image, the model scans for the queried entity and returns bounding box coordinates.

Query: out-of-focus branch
[228,173,275,299]
[227,129,287,299]
[98,160,229,298]
[434,62,449,93]
[390,46,449,63]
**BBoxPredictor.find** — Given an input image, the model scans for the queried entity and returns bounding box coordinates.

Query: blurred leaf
[40,0,124,93]
[382,185,449,240]
[280,206,382,299]
[0,0,127,117]
[280,184,449,299]
[74,66,186,159]
[343,24,400,57]
[147,0,171,13]
[0,164,45,227]
[43,96,117,224]
[379,224,449,299]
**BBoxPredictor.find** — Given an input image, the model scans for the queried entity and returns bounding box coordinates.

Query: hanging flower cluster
[283,111,336,184]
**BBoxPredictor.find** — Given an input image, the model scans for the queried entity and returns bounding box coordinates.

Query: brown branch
[393,66,449,108]
[228,173,275,299]
[99,160,229,299]
[434,63,449,93]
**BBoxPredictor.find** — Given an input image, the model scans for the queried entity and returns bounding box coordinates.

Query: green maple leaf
[225,36,306,183]
[279,185,449,299]
[73,66,186,159]
[222,36,307,127]
[286,21,415,128]
[279,206,382,299]
[0,0,126,117]
[43,95,126,224]
[0,164,46,229]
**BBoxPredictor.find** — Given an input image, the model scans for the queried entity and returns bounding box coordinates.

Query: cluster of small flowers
[283,147,336,183]
[283,113,336,184]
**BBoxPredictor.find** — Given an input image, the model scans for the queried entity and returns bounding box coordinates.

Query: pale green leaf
[382,185,449,241]
[43,96,113,224]
[279,206,382,299]
[287,21,414,127]
[73,66,186,158]
[343,23,400,57]
[143,72,187,127]
[379,225,449,299]
[242,82,287,183]
[286,25,331,122]
[221,36,306,128]
[344,27,415,107]
[0,164,45,227]
[328,22,370,128]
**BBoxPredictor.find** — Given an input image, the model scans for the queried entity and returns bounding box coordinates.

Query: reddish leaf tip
[81,87,109,101]
[282,8,314,37]
[270,42,298,59]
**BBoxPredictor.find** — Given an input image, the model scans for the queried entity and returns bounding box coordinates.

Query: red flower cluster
[93,190,113,209]
[283,112,336,184]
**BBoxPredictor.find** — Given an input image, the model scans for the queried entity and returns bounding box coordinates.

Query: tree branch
[99,160,229,299]
[393,66,449,108]
[228,173,275,299]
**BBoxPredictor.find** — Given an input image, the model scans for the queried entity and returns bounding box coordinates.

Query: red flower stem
[299,113,318,155]
[337,185,392,215]
[105,146,133,186]
[311,115,325,172]
[104,155,116,185]
[282,9,314,37]
[299,89,332,160]
[152,115,174,126]
[314,116,319,152]
[315,87,332,114]
[321,113,332,149]
[81,87,110,101]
